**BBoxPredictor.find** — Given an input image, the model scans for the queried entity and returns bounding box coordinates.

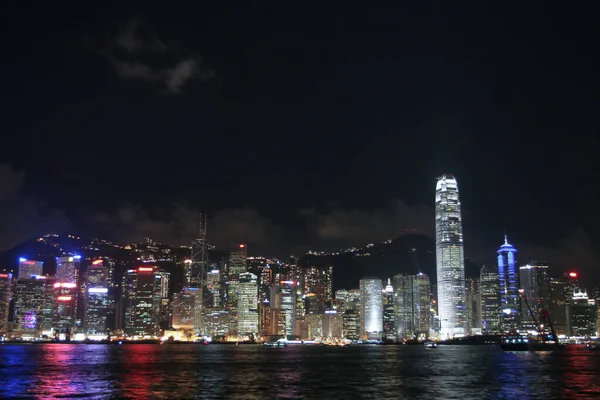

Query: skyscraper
[56,255,81,284]
[236,272,258,337]
[359,277,383,340]
[480,265,500,333]
[382,279,396,341]
[393,273,431,340]
[85,262,109,336]
[519,261,550,327]
[0,271,12,335]
[122,266,161,338]
[497,236,519,331]
[18,258,43,279]
[435,174,467,338]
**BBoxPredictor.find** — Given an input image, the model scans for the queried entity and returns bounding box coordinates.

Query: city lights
[53,282,76,288]
[88,288,108,293]
[57,296,72,301]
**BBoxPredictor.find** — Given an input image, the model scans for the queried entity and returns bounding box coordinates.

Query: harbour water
[1,344,599,399]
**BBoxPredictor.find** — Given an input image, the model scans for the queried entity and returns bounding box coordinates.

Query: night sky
[1,3,599,278]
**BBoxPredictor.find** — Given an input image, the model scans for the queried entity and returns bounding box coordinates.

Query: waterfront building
[393,273,430,340]
[85,261,109,336]
[435,174,467,338]
[480,265,500,333]
[359,277,383,340]
[519,261,550,327]
[0,271,12,335]
[236,272,258,337]
[122,266,161,338]
[382,279,396,340]
[13,275,46,337]
[497,236,519,331]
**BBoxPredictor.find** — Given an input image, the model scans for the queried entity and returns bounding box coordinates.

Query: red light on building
[239,244,245,248]
[57,296,72,301]
[138,267,154,272]
[569,272,578,278]
[92,259,103,265]
[22,261,35,265]
[0,274,8,278]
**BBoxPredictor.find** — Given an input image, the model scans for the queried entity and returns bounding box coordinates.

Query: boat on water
[424,342,437,349]
[263,339,288,348]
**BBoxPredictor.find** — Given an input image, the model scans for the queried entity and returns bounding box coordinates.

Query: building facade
[435,174,467,338]
[359,277,383,340]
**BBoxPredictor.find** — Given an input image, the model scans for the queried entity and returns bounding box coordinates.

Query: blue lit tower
[435,174,467,339]
[497,235,519,331]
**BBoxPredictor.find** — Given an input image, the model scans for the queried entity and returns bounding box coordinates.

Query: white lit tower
[185,214,209,333]
[435,174,467,339]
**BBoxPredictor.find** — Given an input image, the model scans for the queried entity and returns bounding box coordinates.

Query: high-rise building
[465,278,480,334]
[206,268,222,308]
[122,266,161,337]
[480,265,500,333]
[85,261,109,336]
[52,282,78,339]
[172,291,196,330]
[519,261,550,327]
[236,272,258,337]
[226,244,247,333]
[435,174,467,339]
[497,236,519,331]
[0,271,12,334]
[18,258,43,279]
[304,266,333,313]
[228,244,248,277]
[382,279,395,341]
[570,290,597,337]
[13,275,46,337]
[359,277,383,340]
[56,256,81,284]
[393,273,430,340]
[549,277,569,336]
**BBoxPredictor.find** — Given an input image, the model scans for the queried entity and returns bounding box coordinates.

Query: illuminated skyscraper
[172,291,196,330]
[382,279,396,341]
[435,174,467,338]
[236,272,258,337]
[393,273,430,340]
[52,282,78,339]
[226,244,247,333]
[14,275,46,337]
[359,277,383,340]
[0,271,12,334]
[497,236,519,331]
[56,255,81,284]
[480,265,500,333]
[85,262,109,336]
[122,266,161,337]
[18,258,43,279]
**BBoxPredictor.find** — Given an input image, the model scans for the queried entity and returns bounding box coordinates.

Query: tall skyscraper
[497,236,519,331]
[122,266,161,338]
[480,265,500,333]
[14,275,47,337]
[85,262,109,337]
[393,273,431,340]
[0,271,12,334]
[18,258,43,279]
[228,244,248,277]
[519,261,550,327]
[382,279,396,341]
[435,174,467,338]
[359,277,383,340]
[236,272,258,337]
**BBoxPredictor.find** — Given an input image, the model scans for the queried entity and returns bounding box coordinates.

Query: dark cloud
[89,203,282,250]
[309,200,433,246]
[103,17,213,94]
[0,164,70,251]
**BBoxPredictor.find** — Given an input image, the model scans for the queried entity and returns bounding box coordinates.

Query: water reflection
[1,344,600,399]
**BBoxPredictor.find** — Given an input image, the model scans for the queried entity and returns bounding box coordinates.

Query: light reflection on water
[0,344,599,399]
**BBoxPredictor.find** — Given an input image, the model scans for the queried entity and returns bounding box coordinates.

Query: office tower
[465,278,480,334]
[346,289,361,311]
[393,273,430,340]
[236,272,258,337]
[570,290,597,337]
[271,280,297,338]
[206,268,222,308]
[172,291,196,330]
[40,276,56,332]
[259,265,272,303]
[246,256,267,276]
[359,277,383,340]
[382,279,396,341]
[0,271,12,334]
[304,266,333,313]
[228,244,248,277]
[18,258,43,279]
[435,174,467,339]
[154,270,170,329]
[122,266,161,337]
[52,282,78,339]
[13,274,46,337]
[549,277,569,336]
[322,310,343,338]
[519,261,550,327]
[85,262,109,336]
[343,309,360,340]
[56,255,81,284]
[497,236,519,331]
[480,265,500,333]
[259,299,271,336]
